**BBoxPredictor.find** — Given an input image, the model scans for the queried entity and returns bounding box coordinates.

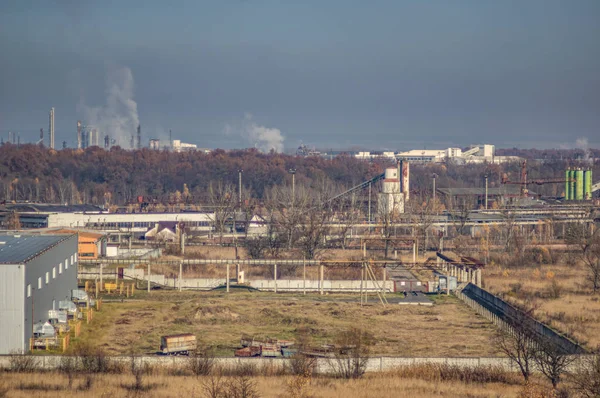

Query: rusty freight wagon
[159,334,197,355]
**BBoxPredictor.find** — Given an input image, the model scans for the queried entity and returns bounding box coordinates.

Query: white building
[172,140,197,152]
[378,168,405,216]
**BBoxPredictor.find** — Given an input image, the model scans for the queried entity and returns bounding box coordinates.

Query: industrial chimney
[49,107,55,149]
[77,120,82,149]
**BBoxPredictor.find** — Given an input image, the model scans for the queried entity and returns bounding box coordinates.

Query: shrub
[7,351,36,373]
[188,347,215,376]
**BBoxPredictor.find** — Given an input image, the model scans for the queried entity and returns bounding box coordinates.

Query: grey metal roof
[1,203,104,213]
[437,186,536,196]
[0,234,71,264]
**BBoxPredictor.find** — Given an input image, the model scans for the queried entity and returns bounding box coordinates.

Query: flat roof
[437,186,536,196]
[0,234,72,264]
[1,203,105,213]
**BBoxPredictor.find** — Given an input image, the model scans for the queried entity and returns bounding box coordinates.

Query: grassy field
[0,371,532,398]
[483,261,600,350]
[70,290,499,357]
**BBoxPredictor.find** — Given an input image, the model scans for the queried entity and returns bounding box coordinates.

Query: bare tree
[533,335,576,389]
[566,224,600,293]
[570,353,600,398]
[207,181,237,242]
[493,310,538,383]
[266,182,334,259]
[329,327,373,379]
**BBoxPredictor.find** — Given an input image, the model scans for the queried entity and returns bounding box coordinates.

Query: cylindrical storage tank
[383,168,400,193]
[584,169,592,200]
[569,170,576,200]
[576,169,584,200]
[565,169,570,201]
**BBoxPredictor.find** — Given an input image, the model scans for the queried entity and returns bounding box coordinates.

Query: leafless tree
[493,310,538,383]
[570,353,600,398]
[266,181,334,259]
[533,335,576,389]
[329,327,373,379]
[566,224,600,293]
[207,181,237,242]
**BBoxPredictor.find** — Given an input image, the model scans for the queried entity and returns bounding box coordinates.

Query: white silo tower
[378,167,404,216]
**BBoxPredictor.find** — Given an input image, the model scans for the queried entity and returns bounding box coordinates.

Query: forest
[0,143,597,206]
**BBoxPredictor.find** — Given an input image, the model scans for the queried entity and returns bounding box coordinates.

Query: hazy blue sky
[1,0,599,151]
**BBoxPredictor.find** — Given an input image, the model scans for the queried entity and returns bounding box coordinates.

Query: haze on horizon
[1,0,599,151]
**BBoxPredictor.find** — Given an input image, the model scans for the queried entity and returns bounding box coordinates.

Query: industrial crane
[501,160,574,197]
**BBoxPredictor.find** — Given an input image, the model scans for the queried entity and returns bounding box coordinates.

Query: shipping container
[159,334,196,355]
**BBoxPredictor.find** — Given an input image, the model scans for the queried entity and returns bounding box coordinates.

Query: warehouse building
[0,234,78,354]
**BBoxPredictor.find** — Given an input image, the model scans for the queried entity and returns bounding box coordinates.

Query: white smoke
[225,113,285,153]
[77,65,140,148]
[575,137,593,164]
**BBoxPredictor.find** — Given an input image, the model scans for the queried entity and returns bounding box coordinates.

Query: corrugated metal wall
[0,264,24,354]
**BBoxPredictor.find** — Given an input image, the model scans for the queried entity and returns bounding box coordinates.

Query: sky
[1,0,599,151]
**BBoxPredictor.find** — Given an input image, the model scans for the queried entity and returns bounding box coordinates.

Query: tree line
[0,143,597,206]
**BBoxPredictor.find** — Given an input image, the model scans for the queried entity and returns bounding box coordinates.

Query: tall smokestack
[137,124,141,149]
[400,160,410,202]
[49,107,55,149]
[77,120,82,149]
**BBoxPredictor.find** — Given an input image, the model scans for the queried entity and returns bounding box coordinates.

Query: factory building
[0,234,78,354]
[0,205,214,233]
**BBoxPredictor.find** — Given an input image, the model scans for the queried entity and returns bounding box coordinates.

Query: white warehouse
[0,234,78,354]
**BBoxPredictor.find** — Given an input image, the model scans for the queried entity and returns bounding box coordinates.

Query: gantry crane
[501,160,574,197]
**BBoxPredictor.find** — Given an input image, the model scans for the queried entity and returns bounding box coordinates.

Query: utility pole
[289,168,296,209]
[368,182,372,232]
[238,169,243,208]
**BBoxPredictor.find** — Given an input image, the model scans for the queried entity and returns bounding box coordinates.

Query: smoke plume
[77,65,140,148]
[575,137,592,163]
[225,113,285,153]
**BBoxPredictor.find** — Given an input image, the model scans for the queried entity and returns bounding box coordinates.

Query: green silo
[584,169,593,200]
[576,169,584,200]
[565,169,571,200]
[569,170,576,200]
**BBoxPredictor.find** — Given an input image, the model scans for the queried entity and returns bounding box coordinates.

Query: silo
[569,170,576,200]
[565,169,571,201]
[584,169,593,200]
[575,169,584,200]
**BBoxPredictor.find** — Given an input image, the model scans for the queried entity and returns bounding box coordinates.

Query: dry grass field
[69,291,499,357]
[0,371,531,398]
[483,261,600,350]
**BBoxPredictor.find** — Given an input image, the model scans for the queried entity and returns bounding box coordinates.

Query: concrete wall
[459,283,585,354]
[0,354,589,373]
[78,267,394,292]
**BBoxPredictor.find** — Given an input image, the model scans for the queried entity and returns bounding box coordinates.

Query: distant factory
[311,144,522,164]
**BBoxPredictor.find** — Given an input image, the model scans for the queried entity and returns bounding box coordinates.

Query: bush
[188,347,215,376]
[7,351,36,373]
[548,279,563,299]
[392,363,514,384]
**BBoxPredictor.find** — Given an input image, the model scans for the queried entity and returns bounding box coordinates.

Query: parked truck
[159,334,197,355]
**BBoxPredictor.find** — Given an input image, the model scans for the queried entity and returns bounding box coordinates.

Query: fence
[455,283,585,354]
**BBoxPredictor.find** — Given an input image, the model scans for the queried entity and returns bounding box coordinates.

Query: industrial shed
[0,234,78,354]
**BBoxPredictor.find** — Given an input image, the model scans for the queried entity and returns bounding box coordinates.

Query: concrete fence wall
[456,283,585,354]
[78,268,395,292]
[0,355,520,373]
